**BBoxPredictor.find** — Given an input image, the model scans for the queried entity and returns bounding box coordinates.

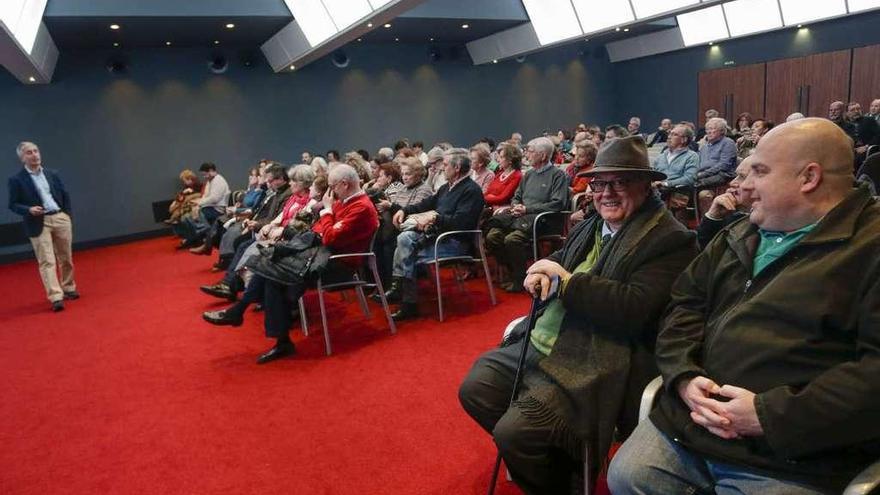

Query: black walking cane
[487,275,561,495]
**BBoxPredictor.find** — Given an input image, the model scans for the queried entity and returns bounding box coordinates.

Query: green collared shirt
[530,226,605,355]
[753,222,818,276]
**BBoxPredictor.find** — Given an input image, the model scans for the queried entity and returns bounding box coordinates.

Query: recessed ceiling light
[394,37,399,41]
[357,38,362,42]
[429,37,434,41]
[709,41,714,45]
[797,24,803,28]
[214,40,220,45]
[492,59,498,63]
[367,22,373,27]
[384,23,391,28]
[461,24,469,29]
[113,42,120,47]
[110,24,120,30]
[290,65,295,70]
[28,76,36,82]
[225,23,235,29]
[165,41,172,46]
[623,28,630,32]
[615,27,621,32]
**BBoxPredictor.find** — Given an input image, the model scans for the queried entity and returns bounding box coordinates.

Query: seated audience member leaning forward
[202,164,378,364]
[459,136,698,494]
[609,118,880,494]
[383,148,485,321]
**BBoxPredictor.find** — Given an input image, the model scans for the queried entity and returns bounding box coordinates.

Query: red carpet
[0,237,535,494]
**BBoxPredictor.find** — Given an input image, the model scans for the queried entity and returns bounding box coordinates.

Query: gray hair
[786,112,805,122]
[310,156,330,176]
[288,164,315,187]
[444,147,471,176]
[377,147,394,161]
[675,124,695,143]
[705,109,720,119]
[629,116,641,125]
[16,141,36,159]
[328,163,360,187]
[706,117,728,131]
[426,146,445,164]
[527,137,555,160]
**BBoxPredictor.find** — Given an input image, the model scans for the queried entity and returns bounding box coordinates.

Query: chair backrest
[856,153,880,196]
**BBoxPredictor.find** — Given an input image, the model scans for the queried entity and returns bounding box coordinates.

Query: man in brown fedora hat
[459,135,698,494]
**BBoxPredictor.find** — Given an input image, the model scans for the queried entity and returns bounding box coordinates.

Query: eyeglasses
[589,178,635,193]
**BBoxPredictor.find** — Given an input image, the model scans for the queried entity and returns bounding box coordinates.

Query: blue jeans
[607,419,828,495]
[391,230,465,280]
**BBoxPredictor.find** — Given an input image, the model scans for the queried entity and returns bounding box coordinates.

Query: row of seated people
[166,118,879,494]
[459,119,880,495]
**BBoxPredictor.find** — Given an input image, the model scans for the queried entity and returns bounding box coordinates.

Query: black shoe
[200,283,237,301]
[51,300,65,312]
[178,238,200,250]
[256,341,296,364]
[63,291,80,300]
[202,309,243,327]
[373,278,402,304]
[391,302,419,321]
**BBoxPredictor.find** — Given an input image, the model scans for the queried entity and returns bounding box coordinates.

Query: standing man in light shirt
[8,142,78,312]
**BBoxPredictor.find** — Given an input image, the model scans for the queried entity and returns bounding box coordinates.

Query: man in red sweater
[203,164,378,364]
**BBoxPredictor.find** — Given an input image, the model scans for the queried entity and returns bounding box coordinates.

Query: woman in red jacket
[483,142,523,210]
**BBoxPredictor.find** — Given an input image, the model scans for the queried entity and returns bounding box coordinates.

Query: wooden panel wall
[803,49,852,118]
[850,44,880,110]
[765,57,804,125]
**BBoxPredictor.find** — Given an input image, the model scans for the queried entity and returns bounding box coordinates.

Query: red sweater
[311,192,379,267]
[484,170,522,206]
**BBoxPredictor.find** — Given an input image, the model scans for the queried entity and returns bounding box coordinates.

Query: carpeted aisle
[0,237,532,494]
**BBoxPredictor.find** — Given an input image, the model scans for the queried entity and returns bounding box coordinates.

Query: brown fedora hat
[578,135,666,180]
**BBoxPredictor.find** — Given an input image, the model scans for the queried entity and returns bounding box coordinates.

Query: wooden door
[730,63,766,122]
[765,56,804,124]
[698,69,729,126]
[803,49,852,118]
[850,44,880,110]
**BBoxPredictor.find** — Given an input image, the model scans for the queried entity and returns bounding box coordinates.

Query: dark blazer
[8,167,71,238]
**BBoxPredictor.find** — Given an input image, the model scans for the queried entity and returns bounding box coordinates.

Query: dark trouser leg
[263,278,304,341]
[459,343,574,495]
[503,230,532,286]
[225,273,265,318]
[485,227,508,263]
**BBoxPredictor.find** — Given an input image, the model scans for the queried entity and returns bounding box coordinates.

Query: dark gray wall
[611,10,880,129]
[0,42,615,256]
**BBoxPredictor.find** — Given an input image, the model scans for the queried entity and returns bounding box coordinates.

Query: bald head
[743,118,855,230]
[759,117,853,183]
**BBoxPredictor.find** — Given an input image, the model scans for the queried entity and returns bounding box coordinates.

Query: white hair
[288,164,315,186]
[706,117,728,130]
[527,137,555,159]
[786,112,806,122]
[310,156,328,174]
[328,163,360,187]
[377,147,394,161]
[16,141,36,159]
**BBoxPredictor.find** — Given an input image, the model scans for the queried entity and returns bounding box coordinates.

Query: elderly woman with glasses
[459,135,698,494]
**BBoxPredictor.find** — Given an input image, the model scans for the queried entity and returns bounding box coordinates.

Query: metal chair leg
[369,257,396,334]
[317,279,332,356]
[481,259,497,306]
[434,263,444,322]
[298,297,309,336]
[353,274,370,317]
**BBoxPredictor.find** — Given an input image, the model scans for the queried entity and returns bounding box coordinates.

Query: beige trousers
[29,212,76,302]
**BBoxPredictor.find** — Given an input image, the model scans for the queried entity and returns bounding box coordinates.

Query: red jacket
[311,192,379,267]
[484,169,522,206]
